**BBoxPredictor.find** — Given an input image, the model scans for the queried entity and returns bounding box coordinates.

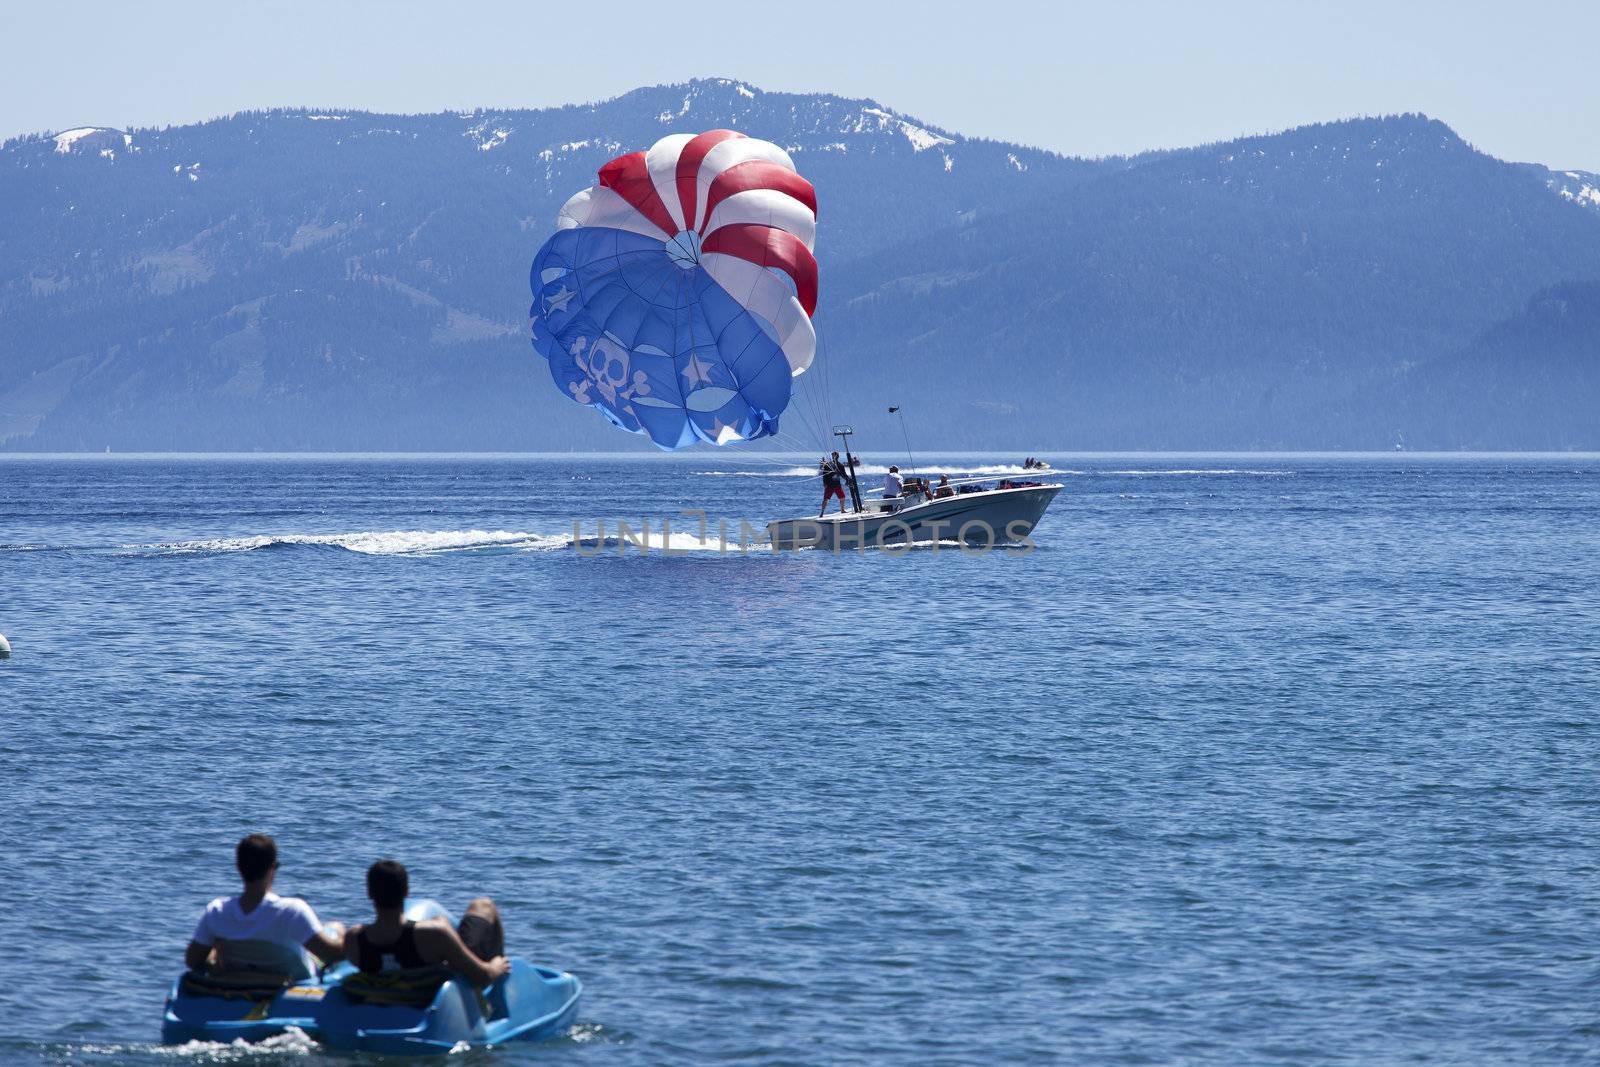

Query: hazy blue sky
[4,0,1597,168]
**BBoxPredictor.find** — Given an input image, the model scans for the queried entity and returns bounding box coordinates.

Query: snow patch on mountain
[54,128,101,153]
[462,117,514,151]
[1548,169,1600,212]
[52,127,132,156]
[858,107,955,152]
[658,92,694,123]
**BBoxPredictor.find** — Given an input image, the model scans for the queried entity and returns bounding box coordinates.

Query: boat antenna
[888,406,917,481]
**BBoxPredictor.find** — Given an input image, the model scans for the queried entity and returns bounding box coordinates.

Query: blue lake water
[2,453,1599,1065]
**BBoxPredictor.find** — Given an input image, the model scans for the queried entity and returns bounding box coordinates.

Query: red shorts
[824,484,845,501]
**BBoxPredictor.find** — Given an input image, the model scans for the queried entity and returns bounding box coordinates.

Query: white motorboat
[766,428,1061,550]
[767,476,1062,550]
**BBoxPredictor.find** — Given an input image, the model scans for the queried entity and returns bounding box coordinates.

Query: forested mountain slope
[3,80,1597,450]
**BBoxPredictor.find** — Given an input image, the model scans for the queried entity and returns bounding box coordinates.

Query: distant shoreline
[4,451,1600,461]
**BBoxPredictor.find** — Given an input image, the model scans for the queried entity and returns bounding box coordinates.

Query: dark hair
[236,834,277,882]
[367,859,409,909]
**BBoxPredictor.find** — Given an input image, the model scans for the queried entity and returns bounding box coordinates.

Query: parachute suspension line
[783,351,828,453]
[784,411,822,455]
[783,374,827,452]
[772,429,824,455]
[792,343,829,448]
[792,327,833,453]
[816,327,836,436]
[719,437,821,477]
[807,383,831,450]
[794,379,827,452]
[732,448,809,470]
[802,333,826,439]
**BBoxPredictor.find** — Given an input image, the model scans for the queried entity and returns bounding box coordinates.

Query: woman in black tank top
[355,920,430,973]
[346,860,512,988]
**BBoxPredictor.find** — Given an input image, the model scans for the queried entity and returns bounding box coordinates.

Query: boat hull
[317,960,581,1054]
[163,902,580,1056]
[768,484,1061,550]
[161,961,581,1054]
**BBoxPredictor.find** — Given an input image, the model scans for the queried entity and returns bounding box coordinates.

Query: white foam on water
[166,1027,319,1058]
[121,527,758,558]
[565,1021,618,1044]
[571,524,757,554]
[65,1026,320,1059]
[125,530,569,557]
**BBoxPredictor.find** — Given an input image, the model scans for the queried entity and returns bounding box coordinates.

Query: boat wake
[165,1027,321,1059]
[52,1026,320,1060]
[121,530,570,557]
[118,528,750,558]
[3,527,762,559]
[570,528,754,554]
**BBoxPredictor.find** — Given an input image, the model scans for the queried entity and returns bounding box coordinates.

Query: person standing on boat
[819,452,850,516]
[184,833,346,976]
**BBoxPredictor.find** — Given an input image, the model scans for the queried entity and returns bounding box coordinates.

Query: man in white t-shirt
[883,466,903,498]
[185,834,345,976]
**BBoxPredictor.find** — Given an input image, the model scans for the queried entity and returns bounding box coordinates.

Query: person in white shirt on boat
[883,466,903,498]
[184,833,346,977]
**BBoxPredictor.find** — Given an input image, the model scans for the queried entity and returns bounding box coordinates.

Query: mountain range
[3,78,1598,451]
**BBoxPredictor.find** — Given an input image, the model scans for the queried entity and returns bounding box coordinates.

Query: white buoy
[0,633,9,658]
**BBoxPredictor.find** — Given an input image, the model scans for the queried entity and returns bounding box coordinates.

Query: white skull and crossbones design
[567,335,651,414]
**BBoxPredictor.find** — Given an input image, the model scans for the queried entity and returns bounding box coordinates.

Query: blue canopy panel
[530,226,793,450]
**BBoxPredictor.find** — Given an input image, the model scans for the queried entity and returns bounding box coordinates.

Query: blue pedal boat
[161,902,581,1053]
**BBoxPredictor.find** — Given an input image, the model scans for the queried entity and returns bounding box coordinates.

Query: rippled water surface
[2,453,1599,1065]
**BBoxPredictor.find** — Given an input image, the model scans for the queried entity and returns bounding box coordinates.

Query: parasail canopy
[529,130,818,449]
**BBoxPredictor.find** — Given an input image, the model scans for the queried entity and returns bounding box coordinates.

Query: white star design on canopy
[680,354,714,389]
[708,417,742,445]
[545,285,576,313]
